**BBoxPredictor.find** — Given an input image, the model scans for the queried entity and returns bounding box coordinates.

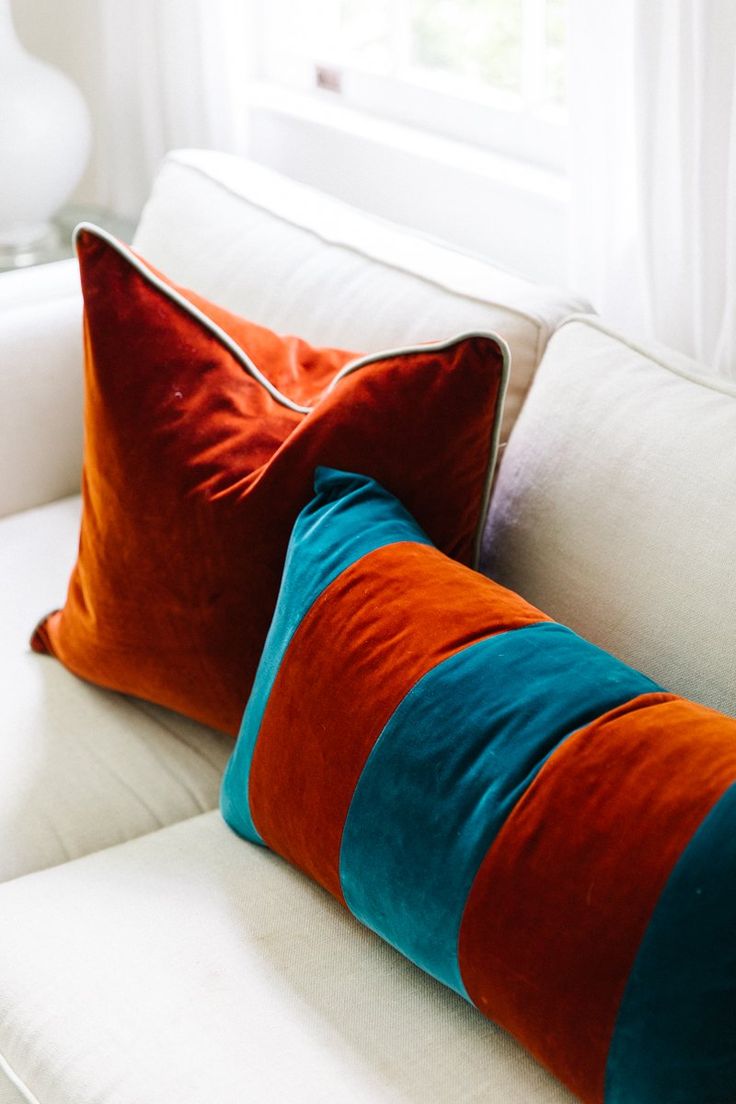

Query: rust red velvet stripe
[248,541,551,900]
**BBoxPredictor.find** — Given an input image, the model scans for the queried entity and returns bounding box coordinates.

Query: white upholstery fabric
[0,283,83,517]
[484,316,736,717]
[0,496,231,883]
[134,150,588,442]
[0,812,574,1104]
[0,258,79,311]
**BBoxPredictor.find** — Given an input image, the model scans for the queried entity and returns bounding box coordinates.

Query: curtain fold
[93,0,252,221]
[569,0,736,375]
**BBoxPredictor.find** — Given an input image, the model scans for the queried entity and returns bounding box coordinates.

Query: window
[259,0,569,171]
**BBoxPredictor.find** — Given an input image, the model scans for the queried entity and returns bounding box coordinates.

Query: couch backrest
[483,316,736,716]
[133,149,588,443]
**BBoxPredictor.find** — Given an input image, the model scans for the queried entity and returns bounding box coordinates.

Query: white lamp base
[0,0,91,253]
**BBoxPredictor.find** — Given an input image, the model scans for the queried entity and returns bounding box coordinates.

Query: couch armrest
[0,257,80,311]
[0,263,83,517]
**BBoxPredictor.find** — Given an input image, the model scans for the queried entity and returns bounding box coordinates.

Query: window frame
[255,0,569,174]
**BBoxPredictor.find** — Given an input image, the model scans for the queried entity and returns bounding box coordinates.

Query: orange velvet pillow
[31,224,508,734]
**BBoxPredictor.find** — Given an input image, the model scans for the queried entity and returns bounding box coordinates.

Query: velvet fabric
[222,467,736,1104]
[31,226,507,734]
[248,544,553,899]
[458,693,736,1102]
[338,625,658,998]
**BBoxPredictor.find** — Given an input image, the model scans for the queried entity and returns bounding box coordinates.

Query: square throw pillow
[222,466,736,1104]
[31,225,507,734]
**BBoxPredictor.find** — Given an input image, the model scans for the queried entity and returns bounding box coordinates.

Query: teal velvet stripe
[605,781,736,1104]
[220,467,433,843]
[338,621,661,999]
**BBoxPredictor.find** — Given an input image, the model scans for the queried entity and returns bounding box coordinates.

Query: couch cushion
[0,811,574,1104]
[483,316,736,718]
[0,496,231,882]
[133,149,588,443]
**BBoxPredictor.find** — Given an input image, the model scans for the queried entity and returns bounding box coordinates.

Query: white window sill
[247,83,569,206]
[245,82,571,284]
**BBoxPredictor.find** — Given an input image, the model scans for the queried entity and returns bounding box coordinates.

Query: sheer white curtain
[92,0,253,220]
[569,0,736,376]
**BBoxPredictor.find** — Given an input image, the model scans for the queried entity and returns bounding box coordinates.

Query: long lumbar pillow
[31,224,507,734]
[222,465,736,1104]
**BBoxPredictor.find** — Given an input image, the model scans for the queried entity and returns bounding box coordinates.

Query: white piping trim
[327,330,510,569]
[75,224,509,564]
[329,329,507,390]
[472,335,509,568]
[0,1050,41,1104]
[73,223,312,415]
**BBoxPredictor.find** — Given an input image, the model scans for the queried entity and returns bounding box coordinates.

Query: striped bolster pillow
[221,466,736,1104]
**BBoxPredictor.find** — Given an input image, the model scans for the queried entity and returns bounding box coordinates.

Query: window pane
[267,0,391,70]
[267,1,335,56]
[409,0,524,96]
[544,0,567,106]
[337,0,393,71]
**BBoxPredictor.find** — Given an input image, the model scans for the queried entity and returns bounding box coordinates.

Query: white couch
[1,150,734,1104]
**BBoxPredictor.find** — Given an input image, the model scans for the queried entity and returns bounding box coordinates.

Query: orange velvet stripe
[457,693,736,1104]
[248,541,551,900]
[31,229,505,734]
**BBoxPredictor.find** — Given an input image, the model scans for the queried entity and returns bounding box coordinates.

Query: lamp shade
[0,0,90,248]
